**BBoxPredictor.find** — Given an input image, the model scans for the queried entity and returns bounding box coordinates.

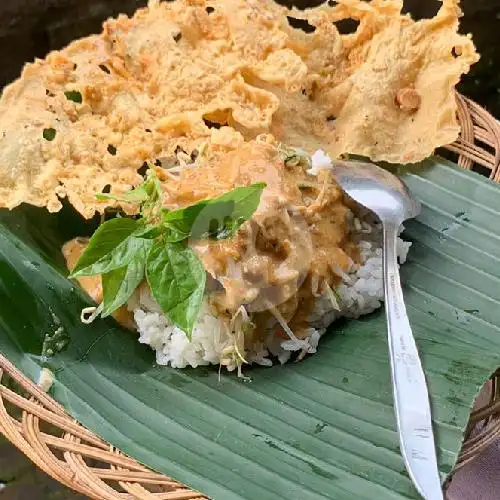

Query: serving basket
[0,92,499,500]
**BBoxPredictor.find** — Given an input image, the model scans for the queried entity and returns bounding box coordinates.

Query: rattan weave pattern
[0,93,499,499]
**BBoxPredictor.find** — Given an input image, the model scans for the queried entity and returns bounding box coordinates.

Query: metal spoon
[330,160,443,500]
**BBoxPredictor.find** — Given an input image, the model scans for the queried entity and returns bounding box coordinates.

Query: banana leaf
[1,157,500,500]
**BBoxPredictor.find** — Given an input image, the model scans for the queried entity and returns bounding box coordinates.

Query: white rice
[130,151,412,373]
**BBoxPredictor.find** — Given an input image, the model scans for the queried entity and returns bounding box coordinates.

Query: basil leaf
[84,236,153,278]
[135,224,164,240]
[70,218,139,278]
[162,183,265,240]
[101,259,145,318]
[96,185,150,204]
[162,202,209,236]
[146,241,206,336]
[163,226,191,242]
[96,173,162,207]
[74,234,152,278]
[135,224,187,243]
[143,174,163,201]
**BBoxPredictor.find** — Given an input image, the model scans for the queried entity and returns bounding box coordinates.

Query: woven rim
[0,92,499,499]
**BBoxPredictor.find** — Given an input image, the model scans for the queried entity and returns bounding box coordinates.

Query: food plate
[1,156,500,499]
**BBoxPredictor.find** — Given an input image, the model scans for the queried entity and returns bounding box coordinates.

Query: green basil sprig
[162,183,265,240]
[146,241,206,335]
[70,171,265,337]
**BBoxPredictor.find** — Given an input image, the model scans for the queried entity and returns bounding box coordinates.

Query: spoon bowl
[331,160,421,225]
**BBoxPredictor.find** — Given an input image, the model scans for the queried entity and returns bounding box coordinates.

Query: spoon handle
[382,223,443,500]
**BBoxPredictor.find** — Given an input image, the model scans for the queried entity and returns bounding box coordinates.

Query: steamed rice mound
[128,150,412,372]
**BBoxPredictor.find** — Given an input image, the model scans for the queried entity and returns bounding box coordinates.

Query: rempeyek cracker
[0,0,478,218]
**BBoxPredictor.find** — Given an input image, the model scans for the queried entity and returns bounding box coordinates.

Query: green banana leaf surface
[1,157,500,500]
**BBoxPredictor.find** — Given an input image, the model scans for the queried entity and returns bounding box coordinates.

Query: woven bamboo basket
[0,92,499,499]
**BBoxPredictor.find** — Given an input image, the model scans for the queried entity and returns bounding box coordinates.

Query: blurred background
[0,0,498,498]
